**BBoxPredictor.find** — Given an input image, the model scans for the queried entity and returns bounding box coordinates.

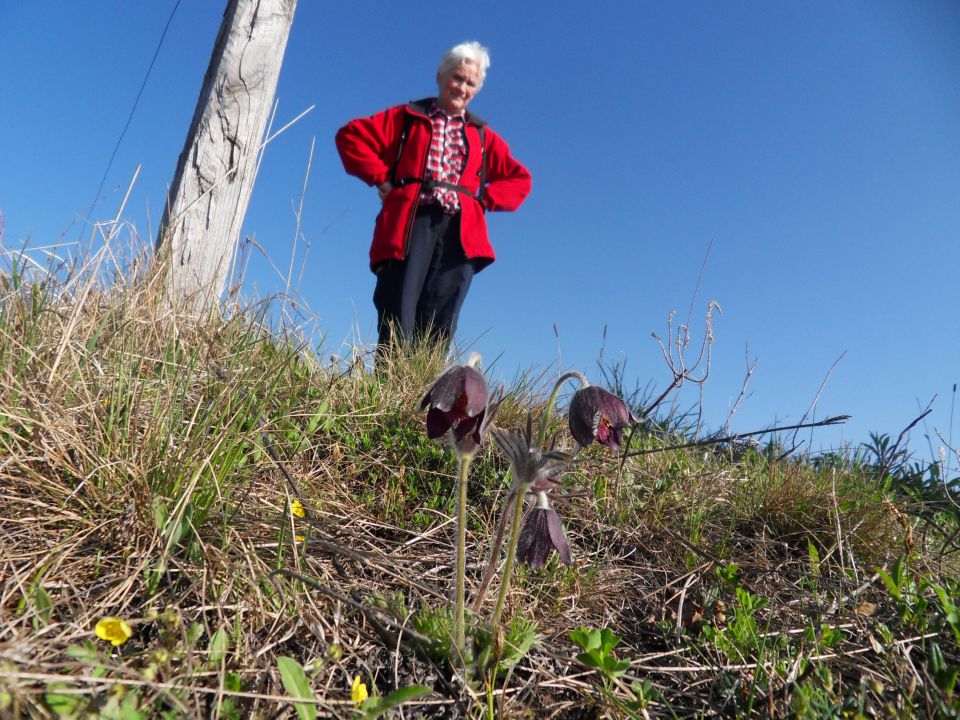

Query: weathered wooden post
[157,0,298,313]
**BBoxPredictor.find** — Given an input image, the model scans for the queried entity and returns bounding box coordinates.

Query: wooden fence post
[157,0,298,313]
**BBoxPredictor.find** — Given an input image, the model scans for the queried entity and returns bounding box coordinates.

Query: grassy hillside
[1,247,958,719]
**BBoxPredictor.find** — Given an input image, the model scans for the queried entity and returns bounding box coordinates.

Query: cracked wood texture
[157,0,298,313]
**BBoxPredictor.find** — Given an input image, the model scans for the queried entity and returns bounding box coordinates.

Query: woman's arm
[481,130,532,212]
[335,107,404,188]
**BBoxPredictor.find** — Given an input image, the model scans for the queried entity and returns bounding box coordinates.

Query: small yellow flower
[291,499,305,518]
[351,675,368,707]
[295,535,305,542]
[95,617,133,646]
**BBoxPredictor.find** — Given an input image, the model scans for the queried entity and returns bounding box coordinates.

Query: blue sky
[2,1,959,460]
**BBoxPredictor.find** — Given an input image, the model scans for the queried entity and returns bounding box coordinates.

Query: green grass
[1,237,958,718]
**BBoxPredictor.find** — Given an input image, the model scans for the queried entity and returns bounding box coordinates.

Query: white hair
[437,41,490,88]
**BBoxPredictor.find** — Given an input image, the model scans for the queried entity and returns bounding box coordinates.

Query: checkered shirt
[423,102,467,213]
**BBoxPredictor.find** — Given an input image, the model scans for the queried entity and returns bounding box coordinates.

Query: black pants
[373,204,475,350]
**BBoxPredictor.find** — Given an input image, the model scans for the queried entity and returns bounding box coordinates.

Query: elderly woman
[336,41,531,352]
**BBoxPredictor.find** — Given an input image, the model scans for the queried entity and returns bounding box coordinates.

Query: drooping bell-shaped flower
[516,492,572,569]
[568,386,637,453]
[420,353,493,455]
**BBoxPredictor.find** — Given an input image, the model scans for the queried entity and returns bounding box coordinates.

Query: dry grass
[1,235,958,718]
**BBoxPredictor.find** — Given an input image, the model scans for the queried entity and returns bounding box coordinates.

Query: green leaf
[65,643,108,678]
[32,585,53,624]
[375,685,431,713]
[576,649,605,670]
[598,628,621,655]
[569,627,591,651]
[101,694,146,720]
[500,622,538,670]
[208,626,229,664]
[935,666,959,697]
[806,540,821,577]
[187,621,204,646]
[85,312,112,354]
[152,499,168,529]
[45,685,84,715]
[716,562,741,585]
[570,626,601,653]
[305,399,331,434]
[277,656,317,720]
[603,657,631,678]
[932,583,960,642]
[877,567,900,601]
[66,644,101,663]
[224,671,243,692]
[932,583,954,611]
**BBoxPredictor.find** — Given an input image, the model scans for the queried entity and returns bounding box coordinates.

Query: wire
[79,0,183,236]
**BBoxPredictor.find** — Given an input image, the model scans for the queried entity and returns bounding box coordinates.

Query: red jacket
[335,98,532,272]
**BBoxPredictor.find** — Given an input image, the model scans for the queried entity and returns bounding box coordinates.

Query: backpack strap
[389,110,415,188]
[477,124,486,205]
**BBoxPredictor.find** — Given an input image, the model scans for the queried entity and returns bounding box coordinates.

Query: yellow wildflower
[295,535,305,542]
[291,499,305,518]
[351,675,368,707]
[95,617,133,647]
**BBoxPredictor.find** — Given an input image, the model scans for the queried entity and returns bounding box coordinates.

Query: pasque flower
[420,353,499,659]
[420,353,493,456]
[488,424,575,622]
[517,493,572,569]
[569,386,637,453]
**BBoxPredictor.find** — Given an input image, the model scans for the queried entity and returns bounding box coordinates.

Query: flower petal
[518,509,556,569]
[460,366,489,418]
[595,415,623,452]
[545,508,572,565]
[426,407,453,439]
[569,386,635,450]
[516,511,538,567]
[351,675,369,706]
[420,366,462,412]
[95,617,133,646]
[421,365,488,416]
[453,411,482,442]
[422,364,491,451]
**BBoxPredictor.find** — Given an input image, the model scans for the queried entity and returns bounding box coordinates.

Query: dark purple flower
[420,359,491,453]
[568,386,637,453]
[517,500,572,569]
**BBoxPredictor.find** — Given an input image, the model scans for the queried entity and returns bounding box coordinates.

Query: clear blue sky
[2,1,959,460]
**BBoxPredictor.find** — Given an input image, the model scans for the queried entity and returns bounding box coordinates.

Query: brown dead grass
[0,240,957,718]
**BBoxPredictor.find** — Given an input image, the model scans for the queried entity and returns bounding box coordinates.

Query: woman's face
[436,62,480,115]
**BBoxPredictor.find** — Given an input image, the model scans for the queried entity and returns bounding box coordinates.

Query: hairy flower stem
[454,453,473,657]
[471,484,515,613]
[537,371,589,446]
[492,480,530,627]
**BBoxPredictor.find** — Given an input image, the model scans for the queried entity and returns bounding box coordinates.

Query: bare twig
[790,352,846,450]
[623,415,851,458]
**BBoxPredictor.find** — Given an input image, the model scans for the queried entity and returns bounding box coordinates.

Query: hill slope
[1,256,958,718]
